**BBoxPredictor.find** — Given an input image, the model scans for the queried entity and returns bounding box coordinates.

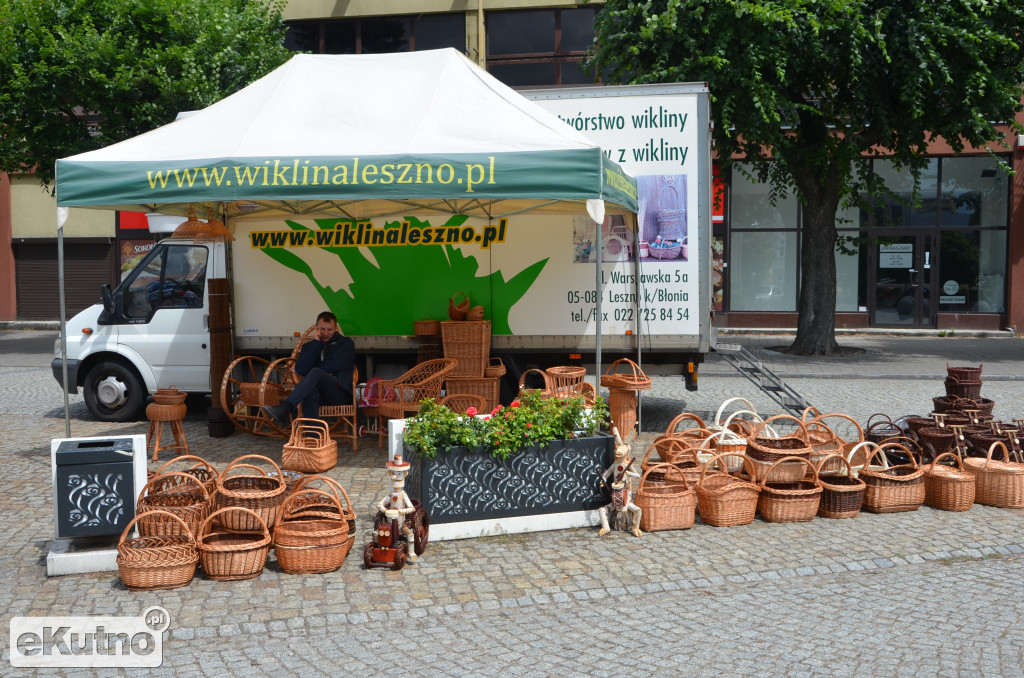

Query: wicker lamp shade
[170,204,235,243]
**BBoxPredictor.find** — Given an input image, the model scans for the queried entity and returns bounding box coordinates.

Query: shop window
[861,159,939,228]
[939,157,1009,228]
[324,21,356,54]
[938,230,1007,313]
[835,233,866,312]
[730,164,799,230]
[414,14,466,51]
[729,231,798,312]
[284,22,320,52]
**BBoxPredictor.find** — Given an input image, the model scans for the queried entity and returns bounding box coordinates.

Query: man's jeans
[284,367,351,420]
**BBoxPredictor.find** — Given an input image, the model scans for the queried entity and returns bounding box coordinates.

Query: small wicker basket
[282,418,338,474]
[924,453,976,512]
[153,455,219,499]
[136,472,211,539]
[292,475,357,536]
[695,453,760,527]
[215,455,287,532]
[273,489,352,574]
[448,291,469,321]
[756,456,822,523]
[117,510,198,591]
[636,463,695,531]
[196,507,272,581]
[815,454,865,519]
[859,444,925,514]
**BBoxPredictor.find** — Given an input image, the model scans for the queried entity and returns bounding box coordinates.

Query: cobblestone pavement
[2,330,1023,675]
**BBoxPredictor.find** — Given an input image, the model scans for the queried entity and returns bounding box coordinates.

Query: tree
[587,1,1024,354]
[0,0,293,187]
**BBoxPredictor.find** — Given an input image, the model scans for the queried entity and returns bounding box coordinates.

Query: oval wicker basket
[282,418,338,474]
[695,453,760,527]
[196,507,272,581]
[117,510,198,591]
[814,454,865,519]
[215,455,287,532]
[273,489,352,574]
[136,472,211,539]
[859,444,925,514]
[641,438,701,488]
[600,358,652,391]
[465,305,485,321]
[962,442,1024,508]
[947,363,982,381]
[153,455,219,499]
[746,414,812,483]
[924,453,976,512]
[292,475,357,536]
[153,388,187,405]
[484,356,506,378]
[757,456,822,523]
[636,463,695,532]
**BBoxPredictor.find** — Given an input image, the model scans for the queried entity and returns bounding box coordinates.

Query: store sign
[879,243,913,268]
[940,296,966,304]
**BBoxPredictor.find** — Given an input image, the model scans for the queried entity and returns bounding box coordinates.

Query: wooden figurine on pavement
[364,453,429,570]
[598,427,643,538]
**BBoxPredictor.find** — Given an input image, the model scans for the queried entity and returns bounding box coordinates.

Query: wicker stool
[146,402,189,462]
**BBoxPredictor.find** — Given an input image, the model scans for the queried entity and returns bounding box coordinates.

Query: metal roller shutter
[14,240,114,320]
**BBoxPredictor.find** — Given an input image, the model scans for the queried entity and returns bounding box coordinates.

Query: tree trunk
[787,164,843,355]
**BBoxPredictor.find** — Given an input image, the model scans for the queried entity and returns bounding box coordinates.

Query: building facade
[3,0,1021,332]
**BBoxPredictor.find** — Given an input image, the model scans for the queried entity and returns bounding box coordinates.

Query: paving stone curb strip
[2,330,1023,675]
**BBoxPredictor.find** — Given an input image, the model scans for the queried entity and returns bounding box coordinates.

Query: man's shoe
[262,403,290,428]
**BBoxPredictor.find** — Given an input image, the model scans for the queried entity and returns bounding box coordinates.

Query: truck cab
[52,239,225,422]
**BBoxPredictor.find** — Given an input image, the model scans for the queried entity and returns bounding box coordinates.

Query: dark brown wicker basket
[815,454,865,519]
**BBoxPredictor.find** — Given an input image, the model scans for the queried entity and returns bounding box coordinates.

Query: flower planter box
[406,433,614,534]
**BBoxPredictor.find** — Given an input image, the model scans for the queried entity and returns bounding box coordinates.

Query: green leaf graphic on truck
[255,215,547,335]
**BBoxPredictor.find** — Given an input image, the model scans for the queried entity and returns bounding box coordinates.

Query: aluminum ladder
[714,343,812,416]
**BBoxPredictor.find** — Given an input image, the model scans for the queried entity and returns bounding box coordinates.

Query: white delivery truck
[54,82,714,422]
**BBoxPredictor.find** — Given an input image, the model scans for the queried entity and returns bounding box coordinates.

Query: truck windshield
[123,245,208,319]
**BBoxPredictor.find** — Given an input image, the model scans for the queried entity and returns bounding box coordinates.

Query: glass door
[870,234,934,327]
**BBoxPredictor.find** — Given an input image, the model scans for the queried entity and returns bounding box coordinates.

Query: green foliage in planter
[404,391,609,460]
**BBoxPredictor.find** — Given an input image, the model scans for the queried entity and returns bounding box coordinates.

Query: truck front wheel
[83,360,146,422]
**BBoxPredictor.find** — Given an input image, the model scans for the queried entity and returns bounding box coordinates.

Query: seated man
[262,311,355,427]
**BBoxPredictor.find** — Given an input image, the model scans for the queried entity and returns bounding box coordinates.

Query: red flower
[491,407,501,416]
[466,406,478,417]
[511,400,521,408]
[527,423,532,428]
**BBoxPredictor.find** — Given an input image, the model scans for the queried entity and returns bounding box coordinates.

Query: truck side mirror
[100,284,115,317]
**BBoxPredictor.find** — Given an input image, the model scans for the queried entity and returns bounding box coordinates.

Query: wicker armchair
[438,393,487,414]
[378,358,458,449]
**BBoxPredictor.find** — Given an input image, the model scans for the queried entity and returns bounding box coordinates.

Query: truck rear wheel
[83,360,145,422]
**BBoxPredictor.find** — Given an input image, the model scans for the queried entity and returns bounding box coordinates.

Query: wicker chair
[318,366,360,453]
[378,358,458,449]
[438,393,487,414]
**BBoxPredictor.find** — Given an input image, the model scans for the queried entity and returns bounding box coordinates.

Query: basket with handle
[517,368,552,398]
[653,180,685,240]
[292,474,357,536]
[697,426,748,473]
[600,358,652,391]
[636,463,695,531]
[745,414,812,483]
[756,456,822,523]
[282,418,338,473]
[962,442,1024,508]
[845,440,880,477]
[215,455,288,532]
[924,453,976,512]
[273,489,352,574]
[944,375,982,400]
[814,454,865,519]
[153,455,219,500]
[117,510,199,591]
[864,413,903,445]
[447,291,469,321]
[903,415,938,436]
[658,412,715,457]
[859,444,925,514]
[465,305,485,322]
[710,397,759,433]
[153,386,187,405]
[641,438,701,488]
[545,365,587,399]
[196,507,272,581]
[136,472,211,539]
[695,453,760,527]
[484,357,506,378]
[967,427,1022,462]
[947,363,982,382]
[916,426,956,461]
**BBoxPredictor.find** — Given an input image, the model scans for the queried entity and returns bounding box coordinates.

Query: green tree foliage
[588,0,1024,353]
[0,0,293,186]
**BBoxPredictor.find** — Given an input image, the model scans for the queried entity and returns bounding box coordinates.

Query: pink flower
[511,400,521,408]
[491,407,501,416]
[482,415,491,421]
[466,406,478,417]
[527,423,532,428]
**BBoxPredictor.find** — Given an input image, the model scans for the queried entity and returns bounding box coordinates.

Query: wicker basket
[947,363,982,381]
[636,463,695,531]
[864,413,903,445]
[448,291,469,321]
[945,375,982,400]
[815,454,865,519]
[153,387,187,405]
[117,510,198,591]
[932,395,994,418]
[924,453,976,512]
[903,415,937,436]
[546,366,587,399]
[962,442,1024,509]
[153,455,219,499]
[484,357,506,378]
[859,444,925,514]
[266,470,305,494]
[292,474,357,536]
[196,507,272,581]
[805,412,863,474]
[757,456,822,523]
[215,455,288,532]
[441,320,491,378]
[711,397,759,432]
[746,414,812,483]
[136,472,211,539]
[413,319,441,336]
[273,489,352,574]
[600,358,652,391]
[695,453,760,527]
[465,305,485,321]
[282,418,338,473]
[845,440,880,475]
[446,376,500,412]
[517,368,552,398]
[967,429,1022,462]
[648,243,682,259]
[917,426,956,460]
[696,427,748,473]
[640,439,701,488]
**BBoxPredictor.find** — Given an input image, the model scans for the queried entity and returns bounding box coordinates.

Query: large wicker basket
[446,375,500,412]
[924,453,976,512]
[441,320,491,377]
[805,413,863,474]
[745,414,812,483]
[962,442,1024,508]
[815,454,865,519]
[600,358,652,391]
[153,455,219,499]
[117,510,198,591]
[636,463,695,531]
[292,475,357,536]
[695,453,760,527]
[944,375,982,400]
[196,507,272,581]
[282,418,338,473]
[215,455,288,532]
[136,472,211,539]
[273,489,352,574]
[756,456,822,523]
[859,444,925,514]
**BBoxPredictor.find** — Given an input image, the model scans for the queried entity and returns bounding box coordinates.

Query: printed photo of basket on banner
[638,174,688,262]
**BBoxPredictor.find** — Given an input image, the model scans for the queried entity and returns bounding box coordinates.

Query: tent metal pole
[594,217,602,397]
[57,219,71,437]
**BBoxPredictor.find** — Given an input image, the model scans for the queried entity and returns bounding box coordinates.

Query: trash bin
[51,437,141,539]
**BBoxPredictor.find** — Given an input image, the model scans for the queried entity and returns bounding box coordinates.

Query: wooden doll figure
[376,454,419,562]
[598,428,643,537]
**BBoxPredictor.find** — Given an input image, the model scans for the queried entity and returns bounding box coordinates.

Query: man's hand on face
[316,319,338,342]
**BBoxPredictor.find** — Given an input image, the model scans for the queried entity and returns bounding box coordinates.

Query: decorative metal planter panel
[407,434,614,524]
